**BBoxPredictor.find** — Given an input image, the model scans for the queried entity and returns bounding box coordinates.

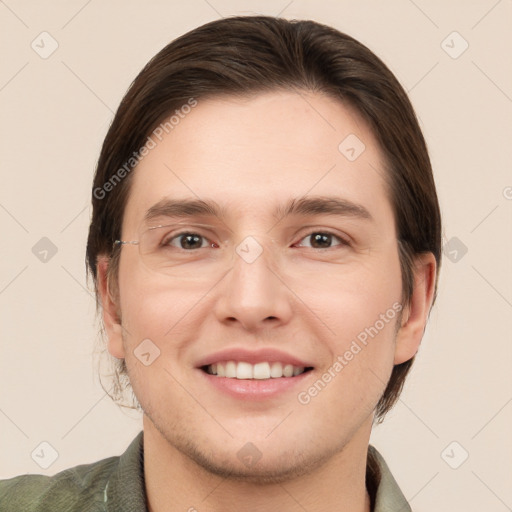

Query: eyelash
[162,230,350,250]
[295,231,350,249]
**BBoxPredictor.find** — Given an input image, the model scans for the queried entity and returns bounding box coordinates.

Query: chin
[178,440,332,484]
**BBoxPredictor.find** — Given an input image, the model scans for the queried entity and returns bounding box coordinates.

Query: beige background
[1,1,511,510]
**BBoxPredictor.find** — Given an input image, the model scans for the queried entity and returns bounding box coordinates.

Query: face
[103,90,423,482]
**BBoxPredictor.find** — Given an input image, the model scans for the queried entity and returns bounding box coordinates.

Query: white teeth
[225,361,237,378]
[205,361,307,379]
[253,362,270,379]
[270,362,283,378]
[237,361,253,379]
[283,364,294,377]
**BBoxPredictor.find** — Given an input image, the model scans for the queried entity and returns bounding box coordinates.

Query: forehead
[122,90,392,231]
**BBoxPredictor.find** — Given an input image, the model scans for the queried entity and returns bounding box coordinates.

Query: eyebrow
[144,196,373,224]
[144,198,223,222]
[274,196,372,222]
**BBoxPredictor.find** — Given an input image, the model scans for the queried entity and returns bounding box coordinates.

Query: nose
[213,239,293,331]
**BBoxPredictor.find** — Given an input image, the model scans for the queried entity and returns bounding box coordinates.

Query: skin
[97,90,436,512]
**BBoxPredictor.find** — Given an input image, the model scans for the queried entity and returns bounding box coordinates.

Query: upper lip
[195,348,314,368]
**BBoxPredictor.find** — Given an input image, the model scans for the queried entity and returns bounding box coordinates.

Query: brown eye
[310,233,333,248]
[296,232,348,249]
[168,233,209,250]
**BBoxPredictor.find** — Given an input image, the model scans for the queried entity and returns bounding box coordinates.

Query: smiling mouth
[201,361,314,379]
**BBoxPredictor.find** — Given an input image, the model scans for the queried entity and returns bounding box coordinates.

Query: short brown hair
[86,15,441,421]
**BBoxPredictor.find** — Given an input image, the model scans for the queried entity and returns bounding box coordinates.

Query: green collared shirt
[0,432,411,511]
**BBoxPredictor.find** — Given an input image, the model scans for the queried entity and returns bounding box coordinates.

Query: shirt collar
[105,431,147,511]
[369,445,412,512]
[106,432,410,512]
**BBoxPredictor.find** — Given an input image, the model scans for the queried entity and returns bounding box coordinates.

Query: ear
[97,256,125,359]
[394,252,437,364]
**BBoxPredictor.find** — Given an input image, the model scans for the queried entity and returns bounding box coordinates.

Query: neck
[143,416,372,512]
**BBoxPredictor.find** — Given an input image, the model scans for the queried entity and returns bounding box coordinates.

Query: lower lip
[197,369,312,400]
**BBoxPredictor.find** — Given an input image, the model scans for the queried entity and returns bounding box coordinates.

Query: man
[0,15,440,512]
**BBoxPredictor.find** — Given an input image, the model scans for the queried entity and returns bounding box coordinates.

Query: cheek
[295,282,401,427]
[116,275,201,411]
[116,247,206,338]
[120,283,200,342]
[291,250,402,346]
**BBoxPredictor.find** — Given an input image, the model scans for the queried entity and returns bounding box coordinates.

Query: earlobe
[394,252,437,365]
[97,256,125,359]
